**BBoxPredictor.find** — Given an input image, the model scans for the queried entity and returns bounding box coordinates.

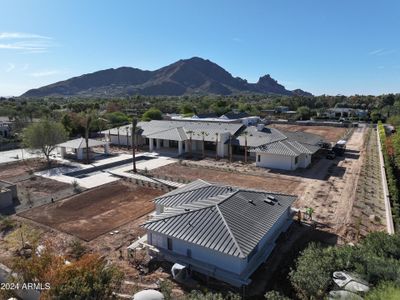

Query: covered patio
[57,137,109,160]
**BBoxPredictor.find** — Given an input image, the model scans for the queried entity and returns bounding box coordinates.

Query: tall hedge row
[378,121,400,231]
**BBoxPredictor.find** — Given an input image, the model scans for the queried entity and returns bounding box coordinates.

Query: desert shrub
[264,290,291,300]
[72,180,81,193]
[0,217,16,232]
[290,232,400,299]
[366,281,400,300]
[159,280,173,300]
[68,240,88,260]
[378,121,400,230]
[185,290,240,300]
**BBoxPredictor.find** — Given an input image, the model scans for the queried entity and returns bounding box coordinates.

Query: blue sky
[1,0,399,96]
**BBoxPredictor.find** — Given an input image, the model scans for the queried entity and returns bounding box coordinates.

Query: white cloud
[369,48,397,56]
[5,63,15,72]
[21,64,29,71]
[0,32,55,53]
[232,37,242,43]
[0,32,51,40]
[29,70,61,77]
[369,48,384,55]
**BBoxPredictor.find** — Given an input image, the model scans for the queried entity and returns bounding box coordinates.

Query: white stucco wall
[298,153,311,168]
[109,134,145,146]
[148,206,293,276]
[149,231,246,274]
[255,153,297,170]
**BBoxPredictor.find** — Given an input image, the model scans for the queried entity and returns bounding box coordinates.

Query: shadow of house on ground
[247,222,338,299]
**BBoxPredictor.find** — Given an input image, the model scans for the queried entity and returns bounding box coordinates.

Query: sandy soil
[17,177,72,199]
[150,163,302,195]
[269,124,347,142]
[18,181,163,241]
[294,126,378,242]
[0,159,64,182]
[345,128,386,240]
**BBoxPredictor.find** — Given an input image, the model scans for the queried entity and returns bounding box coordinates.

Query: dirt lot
[294,126,387,242]
[150,163,302,195]
[18,181,164,241]
[18,177,72,199]
[269,124,347,142]
[0,159,59,182]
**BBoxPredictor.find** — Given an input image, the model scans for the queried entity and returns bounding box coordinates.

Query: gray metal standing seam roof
[101,121,325,157]
[158,179,212,198]
[143,181,296,258]
[232,126,287,147]
[102,120,244,142]
[154,185,235,208]
[249,140,320,156]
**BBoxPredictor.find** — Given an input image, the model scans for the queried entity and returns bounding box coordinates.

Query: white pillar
[60,147,66,158]
[178,141,183,155]
[156,138,161,149]
[77,148,83,160]
[104,143,109,155]
[185,140,189,153]
[149,138,154,152]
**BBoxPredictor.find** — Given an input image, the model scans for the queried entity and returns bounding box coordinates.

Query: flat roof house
[142,180,297,287]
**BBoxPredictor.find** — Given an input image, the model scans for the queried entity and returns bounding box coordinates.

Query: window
[295,156,298,164]
[257,155,261,162]
[167,238,173,251]
[187,249,192,258]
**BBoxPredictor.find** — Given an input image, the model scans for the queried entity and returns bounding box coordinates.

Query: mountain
[21,57,311,97]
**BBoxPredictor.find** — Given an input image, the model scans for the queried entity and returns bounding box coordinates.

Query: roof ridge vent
[267,195,276,201]
[264,199,274,204]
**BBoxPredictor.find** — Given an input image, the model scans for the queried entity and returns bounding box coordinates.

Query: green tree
[180,103,195,116]
[289,243,335,300]
[142,107,162,121]
[264,290,291,300]
[106,111,130,126]
[296,106,311,120]
[23,119,68,166]
[366,282,400,300]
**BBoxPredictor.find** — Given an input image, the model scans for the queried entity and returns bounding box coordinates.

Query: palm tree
[198,131,209,158]
[131,119,137,173]
[125,126,130,150]
[228,133,233,163]
[117,127,121,146]
[241,130,249,163]
[80,112,93,164]
[186,130,194,158]
[215,133,219,160]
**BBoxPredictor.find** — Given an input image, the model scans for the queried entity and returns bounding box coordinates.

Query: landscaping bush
[378,121,400,230]
[289,232,400,299]
[366,281,400,300]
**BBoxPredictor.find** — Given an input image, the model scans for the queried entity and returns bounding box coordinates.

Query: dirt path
[295,127,366,242]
